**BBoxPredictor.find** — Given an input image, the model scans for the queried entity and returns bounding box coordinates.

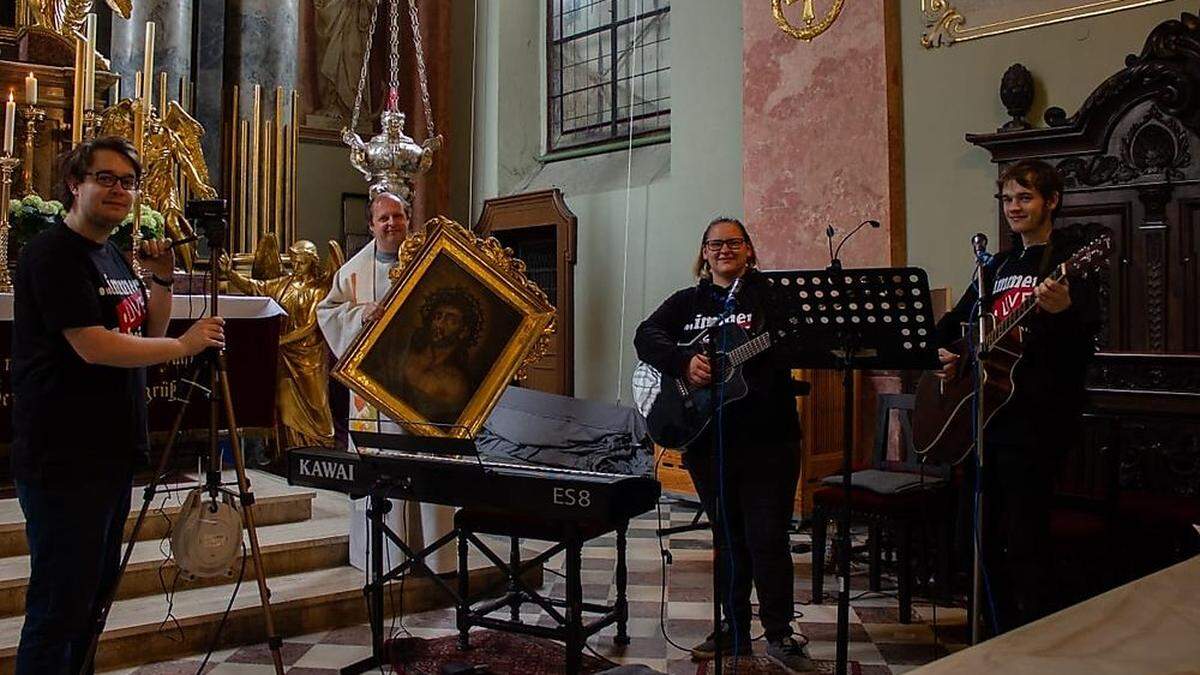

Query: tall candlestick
[21,105,45,194]
[142,22,156,103]
[0,154,21,292]
[4,93,15,155]
[84,14,97,111]
[24,73,37,106]
[72,39,84,145]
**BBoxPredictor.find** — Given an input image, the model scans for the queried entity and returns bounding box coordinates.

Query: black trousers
[962,441,1057,635]
[16,476,132,675]
[684,444,799,642]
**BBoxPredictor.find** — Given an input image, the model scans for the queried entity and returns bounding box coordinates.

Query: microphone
[971,232,992,264]
[723,276,743,313]
[830,219,882,271]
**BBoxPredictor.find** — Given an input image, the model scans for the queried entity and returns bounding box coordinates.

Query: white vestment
[317,242,456,573]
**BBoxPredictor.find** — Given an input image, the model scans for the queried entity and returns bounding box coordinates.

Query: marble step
[0,562,527,675]
[0,513,350,617]
[0,470,316,558]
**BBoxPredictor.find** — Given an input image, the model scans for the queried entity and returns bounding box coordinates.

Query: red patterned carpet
[694,655,860,674]
[388,629,614,674]
[387,630,857,674]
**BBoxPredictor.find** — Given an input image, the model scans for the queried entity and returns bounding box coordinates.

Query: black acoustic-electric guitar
[632,322,772,450]
[912,234,1113,465]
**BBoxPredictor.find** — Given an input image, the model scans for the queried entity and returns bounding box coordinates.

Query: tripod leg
[77,360,209,675]
[214,352,286,675]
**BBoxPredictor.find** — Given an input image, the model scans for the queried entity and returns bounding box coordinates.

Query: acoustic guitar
[912,234,1112,465]
[631,322,771,450]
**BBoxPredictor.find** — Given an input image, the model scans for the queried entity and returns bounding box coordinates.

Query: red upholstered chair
[810,394,953,623]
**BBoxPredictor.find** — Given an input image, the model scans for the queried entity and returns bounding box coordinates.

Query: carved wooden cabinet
[967,13,1200,546]
[476,189,577,395]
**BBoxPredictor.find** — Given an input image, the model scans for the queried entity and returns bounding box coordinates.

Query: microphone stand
[708,277,741,675]
[969,239,992,644]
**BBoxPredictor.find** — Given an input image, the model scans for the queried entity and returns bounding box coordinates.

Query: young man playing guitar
[634,217,810,670]
[936,159,1101,634]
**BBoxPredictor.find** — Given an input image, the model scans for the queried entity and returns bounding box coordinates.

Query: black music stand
[762,267,937,675]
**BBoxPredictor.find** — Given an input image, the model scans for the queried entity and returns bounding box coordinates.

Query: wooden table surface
[912,555,1200,674]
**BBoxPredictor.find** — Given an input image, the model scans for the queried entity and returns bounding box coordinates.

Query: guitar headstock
[1063,233,1114,279]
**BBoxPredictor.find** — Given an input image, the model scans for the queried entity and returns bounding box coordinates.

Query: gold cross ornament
[773,0,845,41]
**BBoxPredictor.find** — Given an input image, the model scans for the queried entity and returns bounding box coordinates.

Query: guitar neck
[984,265,1065,348]
[724,332,771,369]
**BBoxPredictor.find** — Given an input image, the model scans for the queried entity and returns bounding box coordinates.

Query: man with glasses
[10,136,225,674]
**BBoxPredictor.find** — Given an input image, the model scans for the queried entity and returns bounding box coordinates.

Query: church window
[547,0,671,152]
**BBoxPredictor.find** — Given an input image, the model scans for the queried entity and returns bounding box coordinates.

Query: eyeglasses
[703,237,747,253]
[84,171,139,191]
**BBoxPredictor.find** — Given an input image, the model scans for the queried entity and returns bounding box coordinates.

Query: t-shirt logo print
[105,275,146,334]
[991,273,1037,323]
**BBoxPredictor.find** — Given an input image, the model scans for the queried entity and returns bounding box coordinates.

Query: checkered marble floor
[103,500,968,674]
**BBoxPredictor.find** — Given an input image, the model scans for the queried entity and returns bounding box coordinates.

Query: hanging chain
[408,0,435,137]
[349,0,383,134]
[389,0,401,98]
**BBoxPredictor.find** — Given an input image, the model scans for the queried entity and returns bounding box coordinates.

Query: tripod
[78,211,285,675]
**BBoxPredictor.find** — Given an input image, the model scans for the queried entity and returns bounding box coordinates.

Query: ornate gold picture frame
[921,0,1173,48]
[333,217,556,439]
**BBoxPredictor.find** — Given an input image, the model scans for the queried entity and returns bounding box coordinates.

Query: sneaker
[690,626,751,660]
[766,636,815,673]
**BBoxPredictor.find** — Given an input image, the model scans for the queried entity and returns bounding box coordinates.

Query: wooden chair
[810,393,953,623]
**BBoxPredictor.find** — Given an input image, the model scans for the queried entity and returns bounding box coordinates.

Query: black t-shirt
[11,221,150,485]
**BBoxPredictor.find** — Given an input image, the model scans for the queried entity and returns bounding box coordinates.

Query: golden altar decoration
[220,234,345,450]
[99,98,215,270]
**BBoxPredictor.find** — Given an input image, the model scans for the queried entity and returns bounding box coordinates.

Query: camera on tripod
[184,198,229,248]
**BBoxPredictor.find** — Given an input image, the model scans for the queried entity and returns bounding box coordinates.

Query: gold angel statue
[26,0,132,66]
[100,99,216,269]
[218,235,345,450]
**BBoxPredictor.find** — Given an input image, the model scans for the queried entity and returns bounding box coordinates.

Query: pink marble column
[744,2,906,474]
[743,1,904,270]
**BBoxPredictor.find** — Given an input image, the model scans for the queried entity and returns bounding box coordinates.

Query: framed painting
[921,0,1174,48]
[333,217,556,438]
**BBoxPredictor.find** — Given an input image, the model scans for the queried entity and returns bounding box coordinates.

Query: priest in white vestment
[316,192,456,573]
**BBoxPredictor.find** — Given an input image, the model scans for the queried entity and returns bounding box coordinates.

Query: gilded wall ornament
[922,0,1173,49]
[772,0,845,42]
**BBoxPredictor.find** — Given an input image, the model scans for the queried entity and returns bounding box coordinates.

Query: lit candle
[142,22,155,102]
[111,78,120,106]
[4,92,15,155]
[84,14,97,110]
[24,73,37,106]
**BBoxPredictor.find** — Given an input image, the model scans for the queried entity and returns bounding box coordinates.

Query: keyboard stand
[454,509,632,675]
[342,492,463,675]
